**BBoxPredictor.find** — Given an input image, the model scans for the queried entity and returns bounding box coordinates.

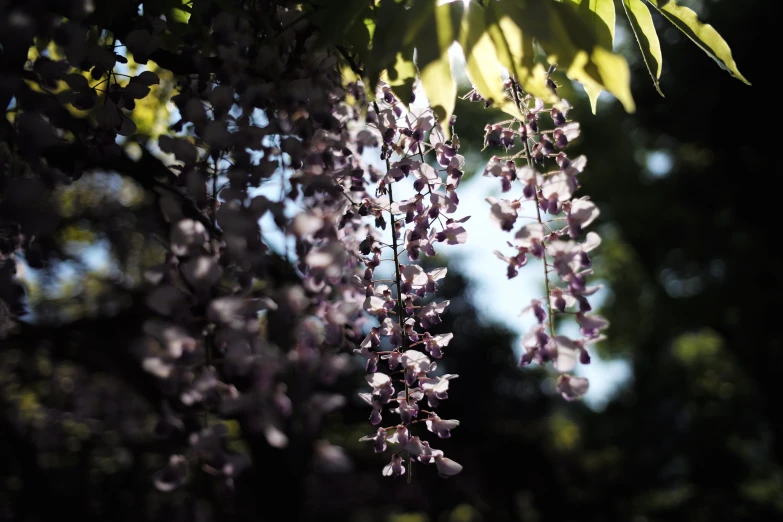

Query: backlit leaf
[622,0,664,96]
[368,0,419,88]
[383,49,417,108]
[484,2,556,103]
[549,1,635,112]
[460,2,523,119]
[566,0,616,113]
[416,2,460,133]
[646,0,749,85]
[494,0,633,112]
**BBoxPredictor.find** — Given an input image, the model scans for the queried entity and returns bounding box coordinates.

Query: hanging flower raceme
[348,72,608,478]
[478,78,609,402]
[350,82,466,479]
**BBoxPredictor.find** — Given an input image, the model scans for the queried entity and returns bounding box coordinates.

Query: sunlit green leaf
[416,3,460,133]
[491,0,633,112]
[566,0,615,113]
[484,2,557,103]
[371,1,460,128]
[646,0,749,85]
[460,3,523,119]
[584,45,634,112]
[170,0,192,24]
[383,50,417,108]
[568,0,616,43]
[623,0,664,96]
[368,0,420,88]
[345,11,373,66]
[549,1,635,112]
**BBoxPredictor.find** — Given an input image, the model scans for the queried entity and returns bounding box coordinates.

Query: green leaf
[311,0,374,63]
[494,0,633,112]
[484,2,557,103]
[585,45,634,112]
[622,0,664,96]
[368,0,422,89]
[415,3,460,133]
[566,0,616,113]
[573,0,616,43]
[344,12,373,66]
[383,49,417,108]
[460,2,523,119]
[582,79,602,114]
[646,0,749,85]
[549,1,635,112]
[170,0,192,24]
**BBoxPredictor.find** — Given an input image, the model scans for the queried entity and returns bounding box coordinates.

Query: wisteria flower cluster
[475,78,609,401]
[344,83,467,479]
[0,0,615,498]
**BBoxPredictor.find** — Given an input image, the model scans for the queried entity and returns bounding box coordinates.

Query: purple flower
[421,373,458,408]
[435,220,468,245]
[363,295,387,317]
[553,122,580,149]
[556,374,590,401]
[395,398,416,425]
[567,197,600,237]
[418,301,450,329]
[522,299,547,324]
[422,332,453,359]
[366,373,395,404]
[486,197,520,231]
[359,428,388,453]
[547,240,583,277]
[482,156,504,178]
[551,107,566,127]
[381,349,402,370]
[500,129,516,149]
[549,287,576,312]
[380,316,411,348]
[425,415,460,438]
[405,436,424,456]
[484,124,503,148]
[382,454,406,477]
[387,426,409,447]
[353,344,379,373]
[434,454,463,477]
[418,440,442,464]
[515,223,546,258]
[434,143,457,166]
[551,335,579,373]
[153,455,188,492]
[520,324,550,366]
[358,393,384,425]
[401,350,434,387]
[425,267,448,294]
[541,172,574,205]
[447,156,465,188]
[576,313,610,339]
[518,166,542,200]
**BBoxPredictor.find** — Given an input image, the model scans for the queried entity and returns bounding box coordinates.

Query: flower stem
[373,101,413,484]
[510,83,557,339]
[386,180,409,354]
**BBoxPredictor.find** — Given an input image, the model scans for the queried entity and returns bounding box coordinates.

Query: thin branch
[374,99,413,484]
[511,81,557,339]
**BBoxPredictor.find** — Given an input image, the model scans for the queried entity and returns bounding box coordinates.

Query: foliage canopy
[316,0,747,120]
